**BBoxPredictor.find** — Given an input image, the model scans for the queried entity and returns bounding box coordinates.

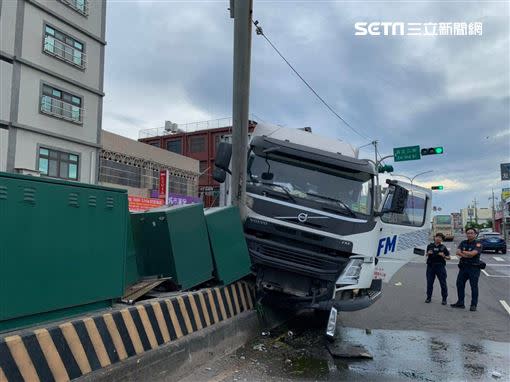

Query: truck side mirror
[215,142,232,171]
[213,167,227,183]
[389,185,408,214]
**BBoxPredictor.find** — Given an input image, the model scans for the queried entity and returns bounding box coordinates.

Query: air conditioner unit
[164,121,179,133]
[15,168,41,177]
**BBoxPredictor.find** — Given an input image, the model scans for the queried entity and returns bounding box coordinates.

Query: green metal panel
[0,172,127,332]
[204,206,252,285]
[131,204,213,290]
[124,216,140,288]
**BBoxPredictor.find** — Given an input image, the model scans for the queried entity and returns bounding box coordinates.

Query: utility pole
[489,188,496,230]
[230,0,253,220]
[372,140,379,210]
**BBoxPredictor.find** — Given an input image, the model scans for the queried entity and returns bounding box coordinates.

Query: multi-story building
[460,207,492,228]
[1,0,106,183]
[451,212,462,230]
[138,118,257,207]
[99,131,199,211]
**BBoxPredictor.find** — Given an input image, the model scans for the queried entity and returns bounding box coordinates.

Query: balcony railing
[59,0,89,16]
[44,36,86,69]
[138,115,259,139]
[40,96,83,124]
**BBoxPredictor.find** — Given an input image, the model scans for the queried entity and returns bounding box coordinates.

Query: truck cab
[214,123,432,315]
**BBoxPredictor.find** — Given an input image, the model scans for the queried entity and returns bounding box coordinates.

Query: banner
[167,193,201,206]
[159,170,167,199]
[502,188,510,201]
[128,196,164,212]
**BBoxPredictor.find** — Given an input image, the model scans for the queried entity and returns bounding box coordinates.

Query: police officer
[451,227,483,311]
[425,233,450,305]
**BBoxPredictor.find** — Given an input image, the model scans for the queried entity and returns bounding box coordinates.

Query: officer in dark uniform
[451,227,483,311]
[425,233,450,305]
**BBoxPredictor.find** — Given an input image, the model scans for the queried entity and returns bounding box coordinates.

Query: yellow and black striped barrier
[0,281,254,382]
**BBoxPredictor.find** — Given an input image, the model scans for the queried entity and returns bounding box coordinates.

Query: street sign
[501,163,510,181]
[502,188,510,201]
[393,146,421,162]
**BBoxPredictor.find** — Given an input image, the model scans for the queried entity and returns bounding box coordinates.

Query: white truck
[214,123,432,334]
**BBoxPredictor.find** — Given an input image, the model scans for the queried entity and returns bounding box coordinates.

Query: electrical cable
[252,19,371,141]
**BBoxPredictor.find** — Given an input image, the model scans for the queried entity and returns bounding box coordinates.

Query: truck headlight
[336,259,363,285]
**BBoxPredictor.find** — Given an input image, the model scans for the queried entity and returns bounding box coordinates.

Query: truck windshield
[247,153,373,216]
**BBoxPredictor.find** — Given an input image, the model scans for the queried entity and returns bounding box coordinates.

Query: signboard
[159,170,167,199]
[167,193,201,206]
[128,196,164,212]
[502,188,510,201]
[393,146,421,162]
[501,163,510,181]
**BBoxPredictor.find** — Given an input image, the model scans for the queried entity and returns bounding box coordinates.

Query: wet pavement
[181,313,510,381]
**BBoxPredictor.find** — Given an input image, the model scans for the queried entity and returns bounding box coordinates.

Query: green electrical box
[0,172,128,332]
[124,216,140,288]
[131,204,213,290]
[204,206,252,285]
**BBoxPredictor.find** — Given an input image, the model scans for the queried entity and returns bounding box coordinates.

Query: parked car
[479,232,507,254]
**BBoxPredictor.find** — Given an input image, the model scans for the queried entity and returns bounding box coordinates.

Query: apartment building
[0,0,106,183]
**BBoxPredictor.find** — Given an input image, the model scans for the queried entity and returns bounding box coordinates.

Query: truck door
[374,181,432,282]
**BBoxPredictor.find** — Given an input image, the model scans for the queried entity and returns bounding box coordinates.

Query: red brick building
[139,119,257,207]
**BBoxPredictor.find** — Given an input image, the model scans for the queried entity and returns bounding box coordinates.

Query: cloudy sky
[103,0,510,215]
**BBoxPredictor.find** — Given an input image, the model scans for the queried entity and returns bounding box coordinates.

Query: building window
[38,147,79,180]
[99,158,142,188]
[58,0,89,16]
[166,140,182,154]
[41,84,83,123]
[43,25,86,68]
[169,174,189,196]
[189,136,205,153]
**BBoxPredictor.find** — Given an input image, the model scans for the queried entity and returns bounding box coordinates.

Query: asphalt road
[341,237,510,342]
[180,235,510,381]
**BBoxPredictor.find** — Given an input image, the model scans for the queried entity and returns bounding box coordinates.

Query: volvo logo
[297,212,308,223]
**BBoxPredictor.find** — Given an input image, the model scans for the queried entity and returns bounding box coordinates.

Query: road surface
[181,236,510,381]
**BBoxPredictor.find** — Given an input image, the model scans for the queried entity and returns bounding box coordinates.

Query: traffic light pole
[230,0,253,221]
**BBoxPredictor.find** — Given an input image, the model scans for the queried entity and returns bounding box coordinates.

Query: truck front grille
[246,235,347,279]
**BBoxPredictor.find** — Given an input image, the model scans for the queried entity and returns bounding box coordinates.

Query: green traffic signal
[431,185,444,190]
[421,147,444,156]
[378,165,394,173]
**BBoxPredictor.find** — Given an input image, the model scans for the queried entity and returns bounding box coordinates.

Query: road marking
[494,257,504,262]
[499,300,510,316]
[481,270,490,276]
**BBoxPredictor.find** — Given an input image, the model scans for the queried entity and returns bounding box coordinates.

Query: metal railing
[40,96,83,123]
[44,36,86,69]
[138,115,259,139]
[59,0,89,16]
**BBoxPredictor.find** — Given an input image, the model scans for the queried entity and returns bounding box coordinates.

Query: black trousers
[426,264,448,299]
[456,266,480,306]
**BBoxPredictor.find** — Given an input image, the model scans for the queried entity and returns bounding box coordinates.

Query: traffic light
[421,147,444,156]
[378,165,394,173]
[431,185,444,190]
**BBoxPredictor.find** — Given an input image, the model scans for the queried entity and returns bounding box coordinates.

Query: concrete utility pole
[372,140,379,209]
[230,0,253,220]
[489,188,497,229]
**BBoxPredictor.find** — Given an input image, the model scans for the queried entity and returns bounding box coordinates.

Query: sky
[102,0,510,215]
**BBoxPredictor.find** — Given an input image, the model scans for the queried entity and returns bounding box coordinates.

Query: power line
[252,19,371,141]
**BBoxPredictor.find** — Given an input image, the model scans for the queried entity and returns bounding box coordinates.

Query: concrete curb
[79,311,259,382]
[0,281,255,382]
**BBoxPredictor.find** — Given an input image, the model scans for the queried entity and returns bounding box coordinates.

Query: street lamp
[391,170,434,186]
